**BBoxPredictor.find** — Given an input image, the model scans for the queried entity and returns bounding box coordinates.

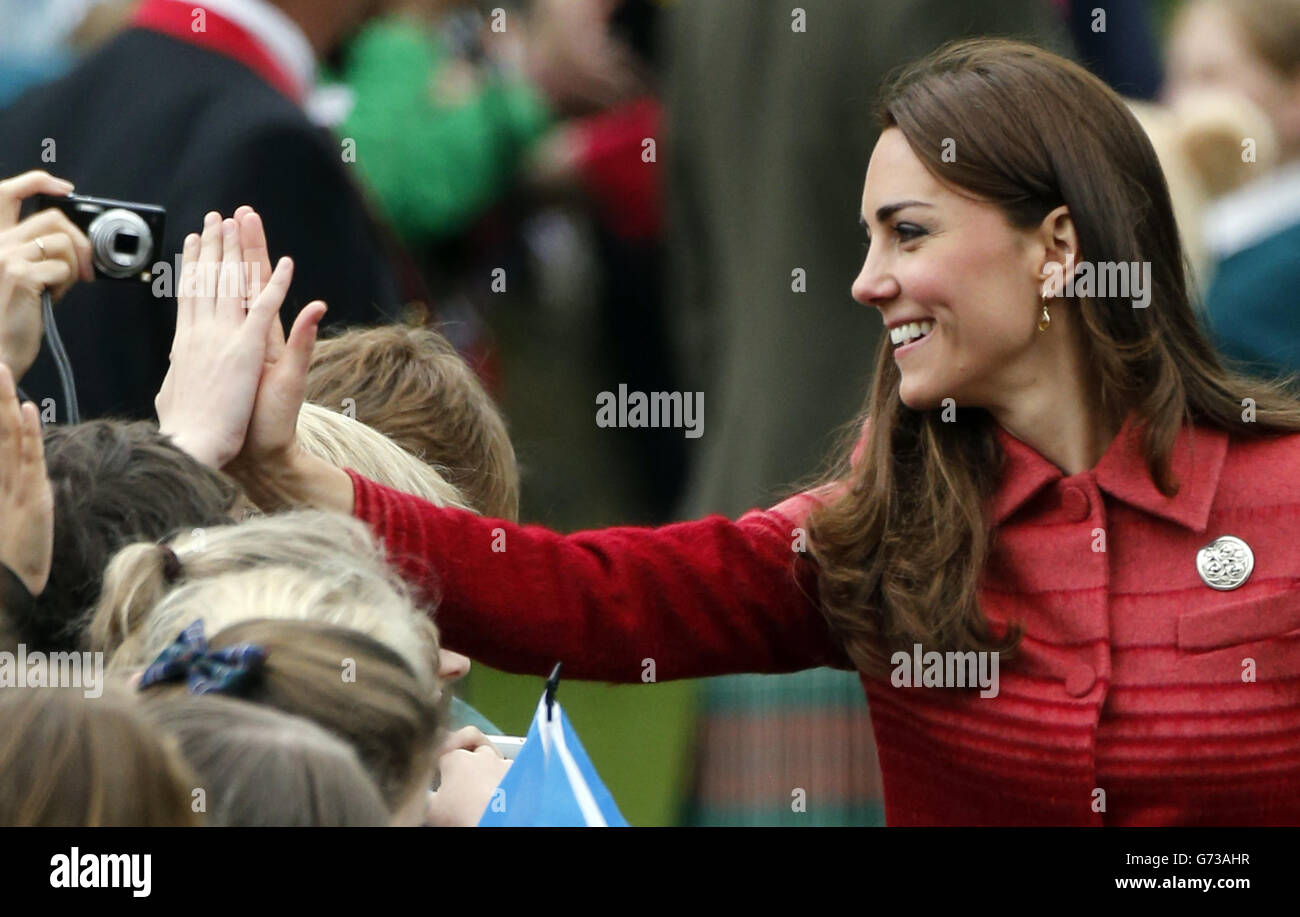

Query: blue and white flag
[478,692,628,827]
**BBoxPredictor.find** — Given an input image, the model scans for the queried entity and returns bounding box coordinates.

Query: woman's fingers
[241,256,292,345]
[12,231,78,298]
[236,209,286,359]
[282,299,326,382]
[24,259,74,300]
[215,217,245,325]
[1,208,94,282]
[236,208,273,301]
[0,171,74,229]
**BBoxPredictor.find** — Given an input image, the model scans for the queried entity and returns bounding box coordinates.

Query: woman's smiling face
[852,127,1050,412]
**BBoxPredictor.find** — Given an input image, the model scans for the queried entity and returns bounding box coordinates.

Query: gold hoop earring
[1037,300,1051,332]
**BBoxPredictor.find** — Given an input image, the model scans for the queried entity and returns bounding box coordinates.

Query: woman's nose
[438,650,472,683]
[851,250,899,307]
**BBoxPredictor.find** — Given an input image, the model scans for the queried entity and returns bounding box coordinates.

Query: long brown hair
[808,39,1300,677]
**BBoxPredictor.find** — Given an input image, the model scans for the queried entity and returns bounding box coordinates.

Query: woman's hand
[155,209,301,468]
[0,362,52,597]
[0,171,93,379]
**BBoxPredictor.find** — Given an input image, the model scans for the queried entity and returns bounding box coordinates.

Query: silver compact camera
[31,192,166,282]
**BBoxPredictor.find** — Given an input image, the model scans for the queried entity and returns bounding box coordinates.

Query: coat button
[1196,535,1254,590]
[1064,665,1097,697]
[1060,486,1091,523]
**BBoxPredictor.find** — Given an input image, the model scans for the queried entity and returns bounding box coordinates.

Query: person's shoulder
[0,28,298,146]
[1209,221,1300,303]
[740,483,847,532]
[1215,425,1300,506]
[181,92,334,181]
[192,79,316,145]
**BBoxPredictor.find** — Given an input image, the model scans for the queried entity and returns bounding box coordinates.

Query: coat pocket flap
[1178,587,1300,652]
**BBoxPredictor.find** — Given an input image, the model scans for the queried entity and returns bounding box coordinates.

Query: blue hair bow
[137,619,266,696]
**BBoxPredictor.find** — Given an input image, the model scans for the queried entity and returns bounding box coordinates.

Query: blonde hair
[88,510,440,690]
[1202,0,1300,79]
[296,401,471,510]
[306,324,520,520]
[1129,90,1278,285]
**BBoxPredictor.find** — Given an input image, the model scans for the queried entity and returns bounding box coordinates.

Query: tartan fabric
[138,620,267,697]
[684,670,884,826]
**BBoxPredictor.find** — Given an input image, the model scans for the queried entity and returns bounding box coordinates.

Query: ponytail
[87,543,179,656]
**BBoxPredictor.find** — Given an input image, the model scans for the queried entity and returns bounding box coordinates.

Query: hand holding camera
[30,190,164,284]
[0,171,94,379]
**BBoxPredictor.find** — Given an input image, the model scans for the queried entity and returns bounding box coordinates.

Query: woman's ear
[1036,205,1080,298]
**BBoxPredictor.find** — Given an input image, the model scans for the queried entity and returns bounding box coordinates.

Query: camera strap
[41,289,80,425]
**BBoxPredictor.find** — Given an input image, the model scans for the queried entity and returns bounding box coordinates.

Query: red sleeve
[348,469,853,682]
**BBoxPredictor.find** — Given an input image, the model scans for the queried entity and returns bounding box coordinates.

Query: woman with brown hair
[159,38,1300,825]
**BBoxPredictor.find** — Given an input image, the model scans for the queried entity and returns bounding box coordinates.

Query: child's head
[296,402,470,509]
[143,693,390,826]
[0,686,200,826]
[136,618,442,821]
[88,510,441,691]
[24,420,240,652]
[306,324,520,520]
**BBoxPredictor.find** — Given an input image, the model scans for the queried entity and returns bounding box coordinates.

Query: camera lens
[87,208,152,278]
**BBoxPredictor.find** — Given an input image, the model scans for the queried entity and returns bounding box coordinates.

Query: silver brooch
[1195,535,1254,591]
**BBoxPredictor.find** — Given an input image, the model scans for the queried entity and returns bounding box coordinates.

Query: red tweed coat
[349,413,1300,825]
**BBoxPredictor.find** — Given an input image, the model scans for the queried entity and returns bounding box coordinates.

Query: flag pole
[544,662,562,721]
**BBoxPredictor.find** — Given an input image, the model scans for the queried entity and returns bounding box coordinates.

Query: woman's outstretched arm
[154,206,852,683]
[348,467,851,682]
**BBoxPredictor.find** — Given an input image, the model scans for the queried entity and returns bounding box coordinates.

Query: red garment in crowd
[348,411,1300,825]
[131,0,302,103]
[571,96,663,242]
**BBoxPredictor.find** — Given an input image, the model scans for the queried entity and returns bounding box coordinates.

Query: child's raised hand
[0,362,51,596]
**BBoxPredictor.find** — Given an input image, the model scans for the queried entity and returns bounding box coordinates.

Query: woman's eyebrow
[874,200,933,222]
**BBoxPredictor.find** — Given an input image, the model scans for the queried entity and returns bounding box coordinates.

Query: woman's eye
[894,222,927,242]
